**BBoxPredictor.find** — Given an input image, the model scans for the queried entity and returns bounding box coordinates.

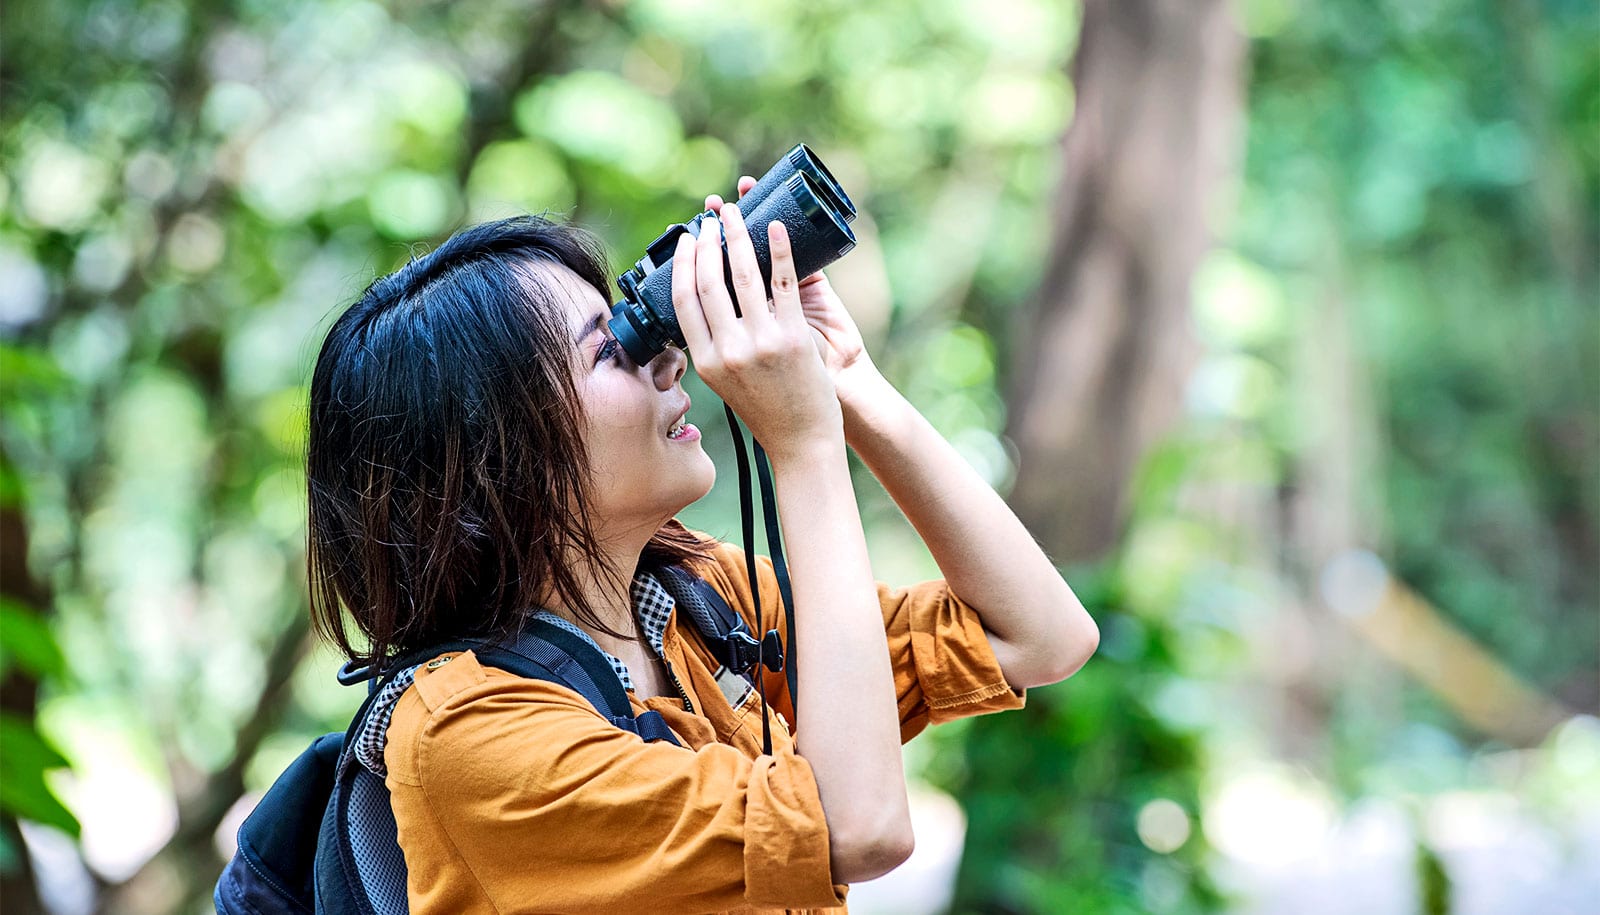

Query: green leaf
[0,451,22,510]
[0,343,67,396]
[0,714,79,837]
[0,598,65,680]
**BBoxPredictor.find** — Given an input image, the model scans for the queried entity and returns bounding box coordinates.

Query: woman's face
[549,265,716,538]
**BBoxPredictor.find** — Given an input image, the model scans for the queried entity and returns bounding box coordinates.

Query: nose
[649,343,686,391]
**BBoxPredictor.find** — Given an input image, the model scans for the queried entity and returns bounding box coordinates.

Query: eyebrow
[573,311,607,345]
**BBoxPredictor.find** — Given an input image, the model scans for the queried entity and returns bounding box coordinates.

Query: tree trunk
[1004,0,1245,563]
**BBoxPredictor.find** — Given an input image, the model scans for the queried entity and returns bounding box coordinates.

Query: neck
[546,515,663,639]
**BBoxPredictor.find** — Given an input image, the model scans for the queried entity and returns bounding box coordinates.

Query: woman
[305,180,1099,914]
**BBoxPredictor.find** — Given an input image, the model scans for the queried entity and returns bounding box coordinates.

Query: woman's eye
[595,337,622,365]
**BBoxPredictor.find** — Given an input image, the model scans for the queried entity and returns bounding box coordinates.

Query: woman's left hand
[706,177,884,406]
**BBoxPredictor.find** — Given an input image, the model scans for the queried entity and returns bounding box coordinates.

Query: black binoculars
[607,144,858,365]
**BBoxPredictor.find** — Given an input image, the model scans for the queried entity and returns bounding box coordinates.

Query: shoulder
[385,649,617,787]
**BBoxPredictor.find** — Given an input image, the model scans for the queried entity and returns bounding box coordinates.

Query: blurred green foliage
[929,567,1222,914]
[0,346,82,869]
[0,0,1595,911]
[1232,0,1598,771]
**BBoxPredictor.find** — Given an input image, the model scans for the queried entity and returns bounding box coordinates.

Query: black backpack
[214,567,783,915]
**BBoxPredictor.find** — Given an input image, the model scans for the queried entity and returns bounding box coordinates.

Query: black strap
[752,441,799,712]
[627,711,680,744]
[724,403,775,756]
[724,403,763,631]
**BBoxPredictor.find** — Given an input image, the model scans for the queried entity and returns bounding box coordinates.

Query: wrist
[762,411,848,467]
[835,354,885,409]
[838,367,909,445]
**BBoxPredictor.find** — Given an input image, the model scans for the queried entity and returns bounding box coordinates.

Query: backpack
[214,567,783,915]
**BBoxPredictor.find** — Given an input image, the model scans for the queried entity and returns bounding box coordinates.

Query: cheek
[579,381,655,464]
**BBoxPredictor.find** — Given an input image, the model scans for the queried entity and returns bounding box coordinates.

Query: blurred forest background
[1,0,1596,912]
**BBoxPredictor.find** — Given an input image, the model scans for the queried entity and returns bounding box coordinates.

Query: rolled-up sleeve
[390,664,846,913]
[877,580,1027,743]
[743,750,838,905]
[695,539,1025,745]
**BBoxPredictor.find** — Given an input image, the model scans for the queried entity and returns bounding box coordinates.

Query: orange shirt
[384,535,1026,914]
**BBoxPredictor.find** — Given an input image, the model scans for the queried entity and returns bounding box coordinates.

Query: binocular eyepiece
[607,144,858,365]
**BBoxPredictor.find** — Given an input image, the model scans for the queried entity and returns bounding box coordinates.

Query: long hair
[306,215,709,668]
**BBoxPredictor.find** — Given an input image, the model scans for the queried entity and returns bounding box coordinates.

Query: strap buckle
[725,629,785,676]
[760,629,784,673]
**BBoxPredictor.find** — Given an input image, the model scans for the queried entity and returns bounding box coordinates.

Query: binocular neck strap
[722,403,799,757]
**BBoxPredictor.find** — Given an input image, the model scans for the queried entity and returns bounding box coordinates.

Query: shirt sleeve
[387,658,847,914]
[694,536,1026,744]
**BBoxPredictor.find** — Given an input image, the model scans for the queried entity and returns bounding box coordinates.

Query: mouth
[666,397,696,441]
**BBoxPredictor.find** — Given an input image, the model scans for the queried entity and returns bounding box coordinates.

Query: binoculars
[607,144,858,365]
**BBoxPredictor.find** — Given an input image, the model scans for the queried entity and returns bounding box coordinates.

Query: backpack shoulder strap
[656,563,783,680]
[476,618,680,746]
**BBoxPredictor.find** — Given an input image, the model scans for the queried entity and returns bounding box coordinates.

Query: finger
[694,213,740,333]
[767,220,805,328]
[737,175,756,198]
[705,193,725,214]
[720,203,773,328]
[671,231,713,354]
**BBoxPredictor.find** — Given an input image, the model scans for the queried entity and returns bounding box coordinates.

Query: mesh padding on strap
[346,767,410,915]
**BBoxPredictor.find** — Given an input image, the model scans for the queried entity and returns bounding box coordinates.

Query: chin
[681,456,716,506]
[648,455,716,521]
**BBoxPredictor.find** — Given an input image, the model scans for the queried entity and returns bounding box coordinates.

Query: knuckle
[721,342,752,366]
[754,334,792,362]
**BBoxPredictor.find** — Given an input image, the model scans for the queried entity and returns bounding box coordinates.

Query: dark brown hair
[306,215,709,669]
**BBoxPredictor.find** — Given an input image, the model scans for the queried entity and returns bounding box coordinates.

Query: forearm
[766,432,912,882]
[840,370,1098,687]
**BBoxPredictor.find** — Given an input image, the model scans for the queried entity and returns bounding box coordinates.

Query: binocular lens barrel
[609,146,857,365]
[737,144,856,225]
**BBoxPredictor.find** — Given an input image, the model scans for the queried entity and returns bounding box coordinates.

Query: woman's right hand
[679,202,914,883]
[672,203,843,462]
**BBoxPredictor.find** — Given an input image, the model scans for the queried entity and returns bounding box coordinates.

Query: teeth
[668,418,686,437]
